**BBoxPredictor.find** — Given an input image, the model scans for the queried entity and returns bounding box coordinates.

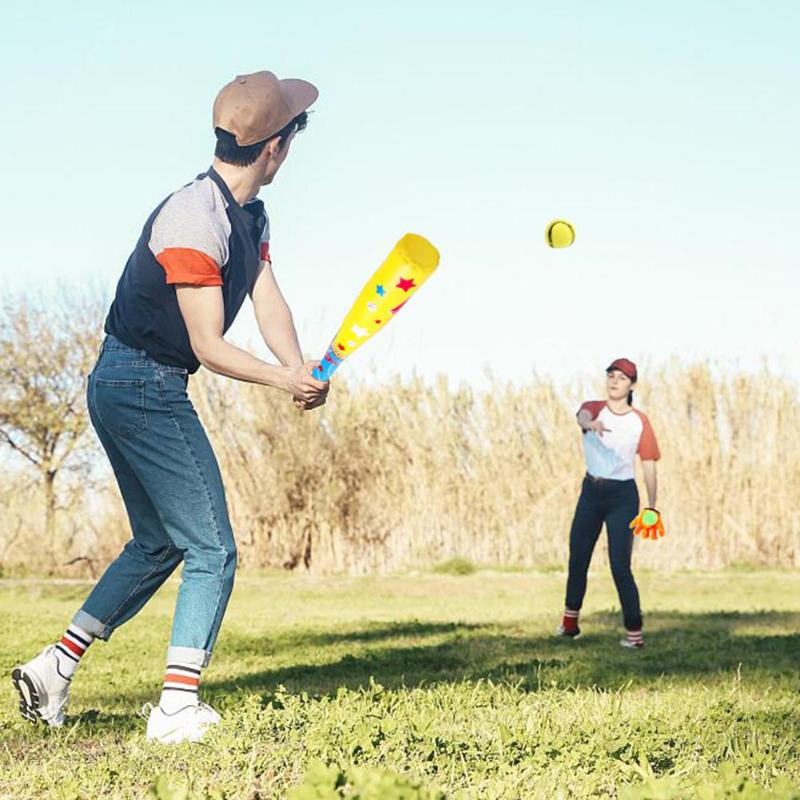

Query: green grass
[431,558,478,576]
[1,570,800,799]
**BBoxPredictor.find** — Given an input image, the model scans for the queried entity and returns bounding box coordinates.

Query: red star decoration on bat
[390,301,407,315]
[337,343,345,351]
[374,319,381,324]
[396,277,416,292]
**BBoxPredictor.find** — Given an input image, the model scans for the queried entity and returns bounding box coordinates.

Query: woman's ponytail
[627,390,634,406]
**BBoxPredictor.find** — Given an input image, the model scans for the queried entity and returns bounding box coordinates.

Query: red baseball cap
[606,358,638,382]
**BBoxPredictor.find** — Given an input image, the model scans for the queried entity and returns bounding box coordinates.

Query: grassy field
[1,569,799,799]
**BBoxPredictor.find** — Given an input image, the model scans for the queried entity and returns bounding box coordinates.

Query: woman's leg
[565,479,606,614]
[605,481,643,631]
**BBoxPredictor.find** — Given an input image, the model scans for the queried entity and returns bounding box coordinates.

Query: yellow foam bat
[315,234,440,380]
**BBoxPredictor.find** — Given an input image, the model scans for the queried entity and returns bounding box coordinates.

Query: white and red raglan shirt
[578,401,661,481]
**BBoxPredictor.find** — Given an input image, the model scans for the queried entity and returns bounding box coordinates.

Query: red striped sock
[55,625,94,679]
[562,608,580,633]
[627,629,644,647]
[160,663,201,713]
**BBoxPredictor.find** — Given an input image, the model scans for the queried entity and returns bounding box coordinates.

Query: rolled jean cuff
[72,609,114,641]
[167,645,211,669]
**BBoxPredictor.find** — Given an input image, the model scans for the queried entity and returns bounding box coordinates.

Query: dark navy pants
[565,476,643,630]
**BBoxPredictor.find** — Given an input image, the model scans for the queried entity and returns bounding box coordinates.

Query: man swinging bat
[12,70,329,744]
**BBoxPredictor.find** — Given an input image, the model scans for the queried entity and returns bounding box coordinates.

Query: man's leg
[106,371,237,690]
[13,367,182,727]
[562,479,605,634]
[82,364,236,741]
[75,374,184,639]
[104,370,237,737]
[606,480,643,645]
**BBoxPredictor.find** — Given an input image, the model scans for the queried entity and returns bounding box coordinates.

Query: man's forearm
[256,305,303,367]
[194,337,289,390]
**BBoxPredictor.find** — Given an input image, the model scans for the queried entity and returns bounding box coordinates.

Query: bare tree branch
[0,427,41,466]
[0,286,106,560]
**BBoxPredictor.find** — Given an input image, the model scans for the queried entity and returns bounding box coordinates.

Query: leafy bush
[288,759,445,800]
[620,764,800,800]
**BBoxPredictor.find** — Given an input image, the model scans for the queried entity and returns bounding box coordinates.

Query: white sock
[54,624,95,679]
[159,662,201,714]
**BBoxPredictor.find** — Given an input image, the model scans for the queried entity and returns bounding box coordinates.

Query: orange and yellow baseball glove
[630,508,666,540]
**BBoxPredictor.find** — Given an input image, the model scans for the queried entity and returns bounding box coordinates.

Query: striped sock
[627,629,644,647]
[55,625,94,679]
[562,608,580,633]
[159,663,201,714]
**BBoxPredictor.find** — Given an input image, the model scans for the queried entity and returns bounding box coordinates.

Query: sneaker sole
[11,668,44,725]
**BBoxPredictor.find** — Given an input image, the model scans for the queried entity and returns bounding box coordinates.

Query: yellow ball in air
[545,220,575,248]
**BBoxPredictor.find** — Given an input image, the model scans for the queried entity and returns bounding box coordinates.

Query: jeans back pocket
[93,378,148,438]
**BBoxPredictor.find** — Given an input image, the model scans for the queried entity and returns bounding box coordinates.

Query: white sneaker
[619,638,644,649]
[12,645,71,727]
[144,702,221,744]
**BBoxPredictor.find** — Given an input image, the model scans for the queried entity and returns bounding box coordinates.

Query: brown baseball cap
[212,70,319,147]
[606,358,638,382]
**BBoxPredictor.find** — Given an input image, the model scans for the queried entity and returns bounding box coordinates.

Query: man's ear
[263,137,282,160]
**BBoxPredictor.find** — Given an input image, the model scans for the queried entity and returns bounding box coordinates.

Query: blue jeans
[564,476,642,630]
[74,335,237,668]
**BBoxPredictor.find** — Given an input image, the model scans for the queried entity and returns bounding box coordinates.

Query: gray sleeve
[258,213,271,262]
[149,177,231,267]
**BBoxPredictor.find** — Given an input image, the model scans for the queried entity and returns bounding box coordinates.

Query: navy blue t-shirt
[105,167,270,373]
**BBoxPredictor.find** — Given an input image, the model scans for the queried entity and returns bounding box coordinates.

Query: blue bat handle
[314,347,342,381]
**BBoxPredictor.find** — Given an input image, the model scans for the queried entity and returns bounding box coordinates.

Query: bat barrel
[397,233,440,277]
[315,233,440,381]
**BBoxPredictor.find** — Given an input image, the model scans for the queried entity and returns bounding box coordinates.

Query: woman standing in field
[556,358,661,648]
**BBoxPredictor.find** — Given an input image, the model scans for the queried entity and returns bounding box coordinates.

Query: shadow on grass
[44,610,799,731]
[202,610,800,698]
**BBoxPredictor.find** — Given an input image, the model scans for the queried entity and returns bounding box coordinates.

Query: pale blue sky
[1,1,797,386]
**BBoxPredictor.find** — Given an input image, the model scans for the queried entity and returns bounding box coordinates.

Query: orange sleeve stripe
[635,410,661,460]
[156,247,222,287]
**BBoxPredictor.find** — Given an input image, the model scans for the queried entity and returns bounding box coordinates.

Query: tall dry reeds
[1,358,798,575]
[190,361,800,573]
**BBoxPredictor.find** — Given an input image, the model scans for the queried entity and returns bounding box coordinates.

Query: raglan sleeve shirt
[148,183,230,287]
[578,400,662,465]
